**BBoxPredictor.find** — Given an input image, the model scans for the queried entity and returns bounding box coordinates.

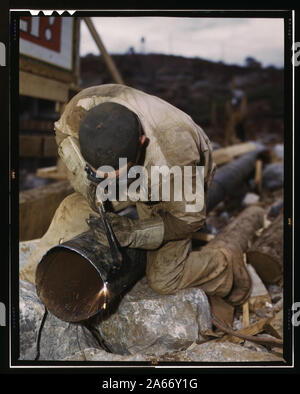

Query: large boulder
[38,312,99,361]
[262,162,284,190]
[19,280,45,360]
[93,277,212,356]
[19,280,99,361]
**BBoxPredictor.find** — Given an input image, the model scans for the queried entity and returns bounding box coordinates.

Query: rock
[65,340,283,362]
[243,340,269,353]
[219,211,229,221]
[233,317,243,331]
[94,277,212,356]
[19,240,38,272]
[63,348,148,362]
[262,162,284,190]
[19,280,99,361]
[21,172,54,191]
[267,284,283,304]
[268,199,283,218]
[38,312,99,361]
[19,280,45,360]
[148,341,283,362]
[273,143,284,160]
[183,341,282,362]
[242,192,260,206]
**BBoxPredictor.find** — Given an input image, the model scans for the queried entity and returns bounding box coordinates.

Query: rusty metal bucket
[35,230,146,323]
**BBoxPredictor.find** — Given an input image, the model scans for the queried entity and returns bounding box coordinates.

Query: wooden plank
[20,119,54,132]
[192,232,215,242]
[36,166,67,180]
[19,135,42,157]
[36,158,68,180]
[19,180,73,241]
[83,17,124,85]
[242,253,250,328]
[20,71,69,102]
[19,55,78,85]
[19,135,57,158]
[215,317,271,345]
[242,301,250,328]
[254,159,263,194]
[43,135,58,157]
[212,142,257,166]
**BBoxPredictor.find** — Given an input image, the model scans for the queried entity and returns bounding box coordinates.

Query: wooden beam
[43,135,58,157]
[19,180,73,241]
[215,317,273,345]
[254,159,263,194]
[36,166,67,180]
[242,301,250,328]
[19,135,58,158]
[19,56,78,85]
[20,71,69,102]
[212,142,257,166]
[36,158,68,180]
[192,232,215,242]
[19,135,42,157]
[83,17,124,85]
[20,119,54,132]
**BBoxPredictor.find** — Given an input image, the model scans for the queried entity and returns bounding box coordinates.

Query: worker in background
[20,84,251,306]
[224,76,248,146]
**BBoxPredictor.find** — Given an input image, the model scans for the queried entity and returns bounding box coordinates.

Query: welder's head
[79,102,147,178]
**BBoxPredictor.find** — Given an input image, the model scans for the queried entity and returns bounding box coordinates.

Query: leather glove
[87,212,164,250]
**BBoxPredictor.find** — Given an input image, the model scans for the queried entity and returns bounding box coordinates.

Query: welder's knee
[146,276,177,295]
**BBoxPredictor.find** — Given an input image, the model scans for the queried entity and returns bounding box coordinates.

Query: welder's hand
[87,212,164,250]
[87,213,135,248]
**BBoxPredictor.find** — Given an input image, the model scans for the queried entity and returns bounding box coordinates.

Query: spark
[98,281,108,298]
[100,282,108,309]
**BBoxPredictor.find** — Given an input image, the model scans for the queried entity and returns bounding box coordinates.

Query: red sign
[20,17,62,53]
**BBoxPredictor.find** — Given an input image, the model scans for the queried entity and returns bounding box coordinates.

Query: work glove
[87,212,164,250]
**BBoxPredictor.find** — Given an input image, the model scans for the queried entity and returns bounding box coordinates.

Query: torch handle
[97,201,123,270]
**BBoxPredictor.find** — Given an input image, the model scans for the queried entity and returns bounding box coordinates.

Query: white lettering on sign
[30,17,40,37]
[45,17,55,41]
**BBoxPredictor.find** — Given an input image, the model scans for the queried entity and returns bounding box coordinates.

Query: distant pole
[83,17,124,85]
[140,37,146,54]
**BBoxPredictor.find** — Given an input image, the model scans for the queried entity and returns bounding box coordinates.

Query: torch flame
[99,282,108,309]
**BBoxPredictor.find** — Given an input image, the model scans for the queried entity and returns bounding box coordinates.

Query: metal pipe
[206,144,267,212]
[35,230,146,322]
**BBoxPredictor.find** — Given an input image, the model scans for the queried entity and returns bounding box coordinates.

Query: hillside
[80,53,284,145]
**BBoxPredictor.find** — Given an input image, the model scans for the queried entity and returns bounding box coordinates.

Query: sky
[79,17,284,68]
